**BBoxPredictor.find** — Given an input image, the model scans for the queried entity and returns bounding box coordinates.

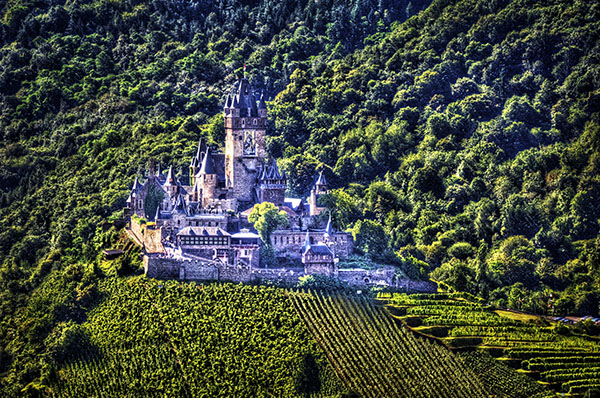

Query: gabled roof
[259,159,284,181]
[229,78,259,117]
[177,226,231,237]
[231,231,260,239]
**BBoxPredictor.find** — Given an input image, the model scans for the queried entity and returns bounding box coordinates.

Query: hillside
[270,0,600,315]
[1,0,600,395]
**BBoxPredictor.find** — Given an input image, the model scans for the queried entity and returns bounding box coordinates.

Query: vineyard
[47,278,594,397]
[289,290,490,398]
[378,292,600,396]
[49,277,345,397]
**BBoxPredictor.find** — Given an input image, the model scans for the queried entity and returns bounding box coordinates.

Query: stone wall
[304,262,337,276]
[144,254,436,291]
[144,256,180,279]
[145,255,252,282]
[251,267,304,284]
[394,279,437,293]
[181,260,218,281]
[258,186,285,206]
[220,263,252,283]
[271,231,353,259]
[338,267,396,286]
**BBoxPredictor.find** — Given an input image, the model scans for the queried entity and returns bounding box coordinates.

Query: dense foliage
[379,292,600,395]
[272,0,600,315]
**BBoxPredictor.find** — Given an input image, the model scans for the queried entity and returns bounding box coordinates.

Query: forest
[0,0,599,395]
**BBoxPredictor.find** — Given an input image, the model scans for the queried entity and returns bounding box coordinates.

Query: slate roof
[173,194,187,214]
[324,214,334,237]
[177,226,231,237]
[307,243,333,256]
[259,159,284,181]
[227,78,259,117]
[284,197,303,211]
[258,91,267,110]
[164,166,175,186]
[231,231,260,239]
[198,147,216,175]
[316,171,327,186]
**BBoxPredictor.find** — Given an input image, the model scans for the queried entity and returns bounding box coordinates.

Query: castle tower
[256,159,286,206]
[224,78,267,203]
[196,147,218,207]
[310,171,328,216]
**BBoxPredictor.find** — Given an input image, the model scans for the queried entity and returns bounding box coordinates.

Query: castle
[126,77,362,284]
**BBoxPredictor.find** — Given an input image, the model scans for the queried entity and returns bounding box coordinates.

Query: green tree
[248,202,288,243]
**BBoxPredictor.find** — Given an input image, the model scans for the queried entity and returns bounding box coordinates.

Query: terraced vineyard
[289,290,490,398]
[378,292,600,396]
[49,278,345,397]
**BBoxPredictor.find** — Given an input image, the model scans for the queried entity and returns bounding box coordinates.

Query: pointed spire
[194,138,205,163]
[258,91,267,109]
[164,165,175,186]
[223,94,231,109]
[302,229,311,254]
[272,159,282,179]
[198,147,216,175]
[316,171,327,187]
[132,177,140,191]
[325,213,333,238]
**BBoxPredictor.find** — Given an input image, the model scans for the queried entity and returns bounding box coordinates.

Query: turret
[196,148,218,207]
[309,188,317,216]
[164,165,177,197]
[257,159,286,206]
[315,171,328,195]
